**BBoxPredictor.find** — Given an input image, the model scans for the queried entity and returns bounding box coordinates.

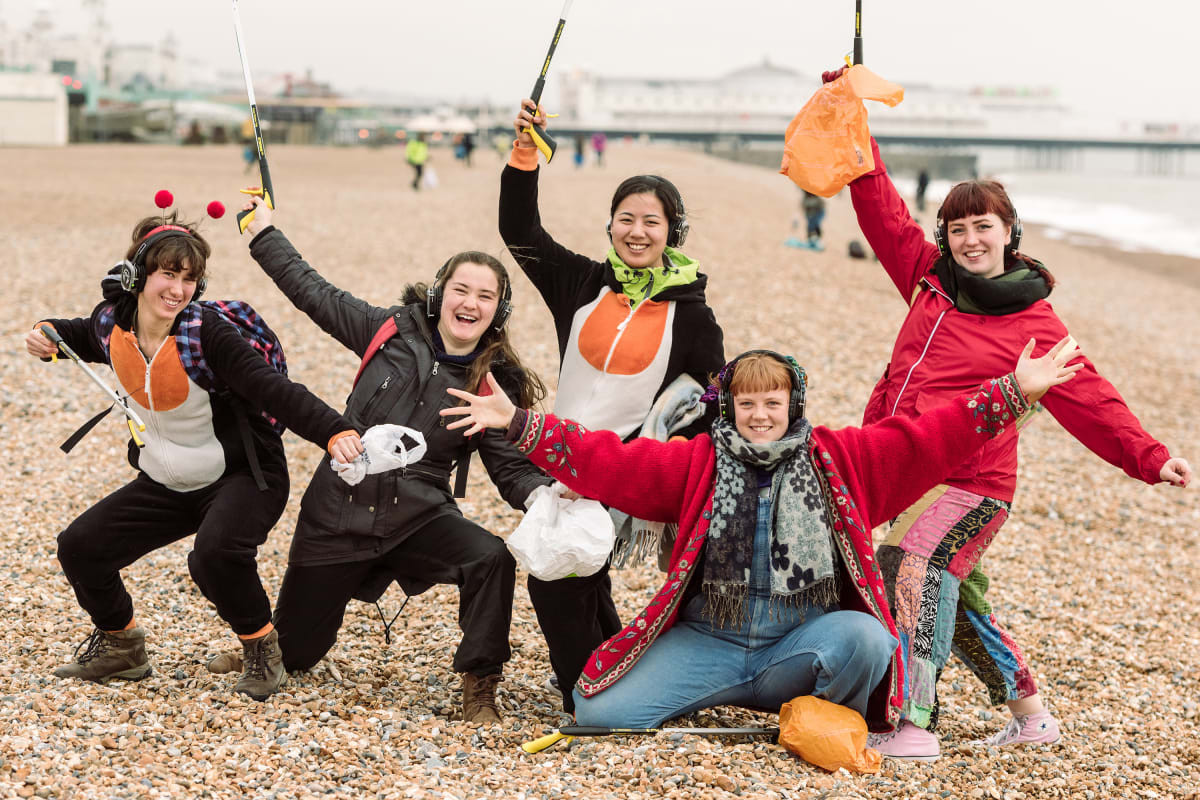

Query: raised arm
[442,373,697,522]
[825,336,1082,527]
[848,138,941,302]
[243,199,389,356]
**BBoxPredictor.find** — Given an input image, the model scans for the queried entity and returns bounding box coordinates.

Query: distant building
[0,72,68,145]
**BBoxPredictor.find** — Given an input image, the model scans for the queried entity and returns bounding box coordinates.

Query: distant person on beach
[406,132,430,190]
[440,345,1082,729]
[501,99,725,716]
[235,197,552,724]
[802,190,826,247]
[574,134,586,169]
[591,131,607,167]
[915,168,930,213]
[824,67,1194,761]
[25,202,363,702]
[461,132,476,167]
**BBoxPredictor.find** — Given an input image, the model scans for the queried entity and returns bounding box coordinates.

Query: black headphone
[934,208,1023,259]
[118,226,207,301]
[716,349,808,425]
[426,256,514,332]
[607,175,690,249]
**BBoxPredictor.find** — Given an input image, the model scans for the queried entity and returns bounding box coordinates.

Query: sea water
[892,146,1200,260]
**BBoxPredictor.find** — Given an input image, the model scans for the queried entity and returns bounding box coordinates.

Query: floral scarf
[704,418,840,628]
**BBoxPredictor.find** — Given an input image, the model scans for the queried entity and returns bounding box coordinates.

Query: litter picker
[522,0,574,163]
[232,0,275,233]
[522,725,779,754]
[38,325,146,449]
[853,0,863,65]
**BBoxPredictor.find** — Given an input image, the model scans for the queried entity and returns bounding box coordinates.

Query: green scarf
[933,256,1053,315]
[607,247,699,308]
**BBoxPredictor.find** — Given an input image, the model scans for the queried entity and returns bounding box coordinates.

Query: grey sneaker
[233,629,285,700]
[53,627,152,683]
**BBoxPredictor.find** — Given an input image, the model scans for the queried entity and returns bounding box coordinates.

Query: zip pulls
[432,361,439,376]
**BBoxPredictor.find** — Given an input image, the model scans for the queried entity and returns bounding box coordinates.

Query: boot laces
[73,629,116,664]
[244,639,269,681]
[468,674,501,714]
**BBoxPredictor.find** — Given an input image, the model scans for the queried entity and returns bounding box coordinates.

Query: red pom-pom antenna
[207,200,226,219]
[154,189,174,209]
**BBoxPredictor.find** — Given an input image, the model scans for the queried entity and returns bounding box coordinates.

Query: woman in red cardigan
[441,344,1081,732]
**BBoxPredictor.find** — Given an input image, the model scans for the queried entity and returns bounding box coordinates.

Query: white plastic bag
[422,165,439,189]
[331,424,427,486]
[507,483,615,581]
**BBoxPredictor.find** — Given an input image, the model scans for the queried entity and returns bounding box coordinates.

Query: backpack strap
[60,404,114,453]
[450,372,496,498]
[354,312,404,388]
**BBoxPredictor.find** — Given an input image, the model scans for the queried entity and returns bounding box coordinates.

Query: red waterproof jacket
[850,139,1169,502]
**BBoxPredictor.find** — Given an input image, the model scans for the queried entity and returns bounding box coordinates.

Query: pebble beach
[1,142,1197,799]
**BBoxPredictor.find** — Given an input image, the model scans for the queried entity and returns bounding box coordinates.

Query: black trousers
[528,564,622,713]
[56,466,289,636]
[274,514,515,676]
[410,162,424,189]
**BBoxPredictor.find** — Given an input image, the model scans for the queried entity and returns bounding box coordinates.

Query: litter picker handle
[523,0,573,163]
[520,731,574,753]
[233,0,275,232]
[559,726,658,736]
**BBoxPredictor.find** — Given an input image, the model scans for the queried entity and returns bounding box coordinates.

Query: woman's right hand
[513,98,545,149]
[25,323,58,359]
[1013,335,1084,403]
[240,195,273,237]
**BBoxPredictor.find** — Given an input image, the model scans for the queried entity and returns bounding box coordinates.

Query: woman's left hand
[240,195,273,237]
[442,372,517,436]
[1160,457,1192,487]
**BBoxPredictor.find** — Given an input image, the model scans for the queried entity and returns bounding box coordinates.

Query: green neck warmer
[607,247,700,308]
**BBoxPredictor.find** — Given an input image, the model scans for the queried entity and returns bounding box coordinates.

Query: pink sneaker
[867,721,941,762]
[976,711,1061,747]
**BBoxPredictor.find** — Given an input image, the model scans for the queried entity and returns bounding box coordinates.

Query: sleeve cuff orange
[327,429,358,454]
[508,141,539,171]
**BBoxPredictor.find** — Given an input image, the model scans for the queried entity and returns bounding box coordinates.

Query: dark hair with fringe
[407,252,547,409]
[938,180,1046,275]
[124,211,211,283]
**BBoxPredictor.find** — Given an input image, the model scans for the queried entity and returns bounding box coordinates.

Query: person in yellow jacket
[406,132,430,190]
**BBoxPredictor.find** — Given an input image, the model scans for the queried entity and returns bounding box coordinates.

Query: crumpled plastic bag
[331,424,427,486]
[780,65,904,198]
[507,483,615,581]
[778,695,882,774]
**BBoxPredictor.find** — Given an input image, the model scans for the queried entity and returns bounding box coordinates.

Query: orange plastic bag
[778,696,882,774]
[779,65,904,198]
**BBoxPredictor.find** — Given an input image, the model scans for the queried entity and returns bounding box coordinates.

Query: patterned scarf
[607,246,699,308]
[704,418,840,628]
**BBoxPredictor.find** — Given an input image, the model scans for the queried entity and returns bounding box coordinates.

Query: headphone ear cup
[670,216,690,248]
[933,218,948,258]
[606,220,612,242]
[1009,216,1022,252]
[118,259,142,294]
[193,275,207,302]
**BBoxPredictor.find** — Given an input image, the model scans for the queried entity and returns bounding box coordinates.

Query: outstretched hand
[441,372,517,437]
[1160,457,1192,488]
[239,195,273,236]
[1013,335,1083,403]
[25,323,58,359]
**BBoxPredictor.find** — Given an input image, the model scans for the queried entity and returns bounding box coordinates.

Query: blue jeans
[574,491,896,728]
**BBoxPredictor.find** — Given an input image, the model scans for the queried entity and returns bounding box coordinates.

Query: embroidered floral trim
[512,409,545,454]
[967,373,1030,437]
[537,418,588,477]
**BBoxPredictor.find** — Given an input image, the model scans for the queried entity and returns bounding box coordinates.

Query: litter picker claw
[232,0,275,233]
[39,325,146,449]
[523,0,574,163]
[522,725,779,754]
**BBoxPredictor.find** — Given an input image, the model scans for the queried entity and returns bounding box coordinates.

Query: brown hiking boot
[233,629,285,700]
[461,672,502,724]
[206,649,243,674]
[53,627,152,683]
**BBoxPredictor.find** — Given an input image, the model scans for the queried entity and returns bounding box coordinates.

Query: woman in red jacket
[834,66,1193,758]
[440,345,1080,731]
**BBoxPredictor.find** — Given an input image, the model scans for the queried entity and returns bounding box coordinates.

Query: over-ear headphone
[934,209,1023,259]
[426,256,514,332]
[716,349,808,426]
[607,175,690,249]
[118,225,207,301]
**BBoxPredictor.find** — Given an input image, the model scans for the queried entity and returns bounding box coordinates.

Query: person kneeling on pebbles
[26,198,363,701]
[440,342,1082,735]
[213,198,554,724]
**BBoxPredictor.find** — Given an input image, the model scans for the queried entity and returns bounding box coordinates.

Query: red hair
[938,180,1017,229]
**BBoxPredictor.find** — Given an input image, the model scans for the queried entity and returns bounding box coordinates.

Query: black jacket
[249,227,551,571]
[499,164,724,440]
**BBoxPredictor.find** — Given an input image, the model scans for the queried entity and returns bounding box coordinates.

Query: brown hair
[411,252,547,409]
[728,353,793,397]
[124,211,210,283]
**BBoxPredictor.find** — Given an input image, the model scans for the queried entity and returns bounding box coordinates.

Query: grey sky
[9,0,1199,123]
